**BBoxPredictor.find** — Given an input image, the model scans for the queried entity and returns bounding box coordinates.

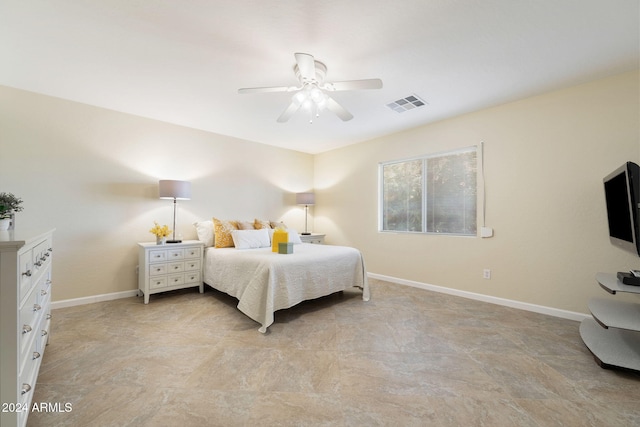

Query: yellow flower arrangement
[149,221,171,238]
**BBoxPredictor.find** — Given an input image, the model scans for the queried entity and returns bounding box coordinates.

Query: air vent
[386,94,427,113]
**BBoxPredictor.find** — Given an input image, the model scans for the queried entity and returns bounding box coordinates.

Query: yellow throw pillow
[213,218,238,248]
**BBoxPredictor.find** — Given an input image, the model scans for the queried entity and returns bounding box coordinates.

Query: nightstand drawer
[149,264,167,276]
[167,249,185,260]
[184,271,201,284]
[149,250,167,263]
[149,277,167,289]
[184,259,200,272]
[167,261,184,273]
[299,234,325,244]
[184,247,202,259]
[167,273,184,287]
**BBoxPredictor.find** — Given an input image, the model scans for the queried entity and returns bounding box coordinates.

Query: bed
[203,243,370,332]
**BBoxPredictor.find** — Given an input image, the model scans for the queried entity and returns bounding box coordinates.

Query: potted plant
[0,192,23,230]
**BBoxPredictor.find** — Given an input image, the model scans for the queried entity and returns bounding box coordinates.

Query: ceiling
[1,1,638,154]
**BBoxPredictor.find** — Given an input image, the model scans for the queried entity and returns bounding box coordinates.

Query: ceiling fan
[238,53,383,123]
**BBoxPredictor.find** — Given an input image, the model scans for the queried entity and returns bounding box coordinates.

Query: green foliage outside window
[380,148,477,235]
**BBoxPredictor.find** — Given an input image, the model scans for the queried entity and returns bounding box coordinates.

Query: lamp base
[167,239,182,244]
[301,233,311,235]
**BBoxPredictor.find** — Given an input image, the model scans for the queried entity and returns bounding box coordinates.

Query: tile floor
[28,279,640,426]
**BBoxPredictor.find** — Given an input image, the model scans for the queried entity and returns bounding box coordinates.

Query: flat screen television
[603,161,640,256]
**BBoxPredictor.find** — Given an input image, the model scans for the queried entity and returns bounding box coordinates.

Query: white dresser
[0,229,55,427]
[137,240,204,304]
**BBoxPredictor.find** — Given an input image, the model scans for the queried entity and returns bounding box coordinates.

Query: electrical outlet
[483,269,491,279]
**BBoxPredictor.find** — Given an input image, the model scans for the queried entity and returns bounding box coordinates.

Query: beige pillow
[237,221,255,230]
[270,221,287,229]
[254,219,271,229]
[213,218,238,248]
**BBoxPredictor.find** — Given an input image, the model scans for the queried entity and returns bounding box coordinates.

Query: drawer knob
[35,261,42,267]
[22,325,32,334]
[33,351,41,360]
[48,248,53,252]
[33,304,42,312]
[47,314,52,320]
[41,289,48,296]
[21,384,32,395]
[41,330,48,337]
[22,270,32,277]
[40,256,46,262]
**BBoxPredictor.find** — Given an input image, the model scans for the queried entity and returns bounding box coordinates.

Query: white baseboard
[52,274,591,322]
[51,290,139,310]
[367,272,590,322]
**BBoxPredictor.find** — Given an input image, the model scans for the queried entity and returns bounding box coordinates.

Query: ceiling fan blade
[323,79,383,91]
[238,86,299,94]
[326,97,353,121]
[277,100,302,123]
[294,53,316,82]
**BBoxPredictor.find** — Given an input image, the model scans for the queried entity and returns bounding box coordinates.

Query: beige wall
[2,71,638,313]
[314,70,640,314]
[0,86,314,301]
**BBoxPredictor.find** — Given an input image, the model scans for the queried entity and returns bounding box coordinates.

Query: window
[379,146,477,235]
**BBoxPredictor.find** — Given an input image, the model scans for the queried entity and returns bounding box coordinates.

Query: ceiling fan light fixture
[239,53,382,123]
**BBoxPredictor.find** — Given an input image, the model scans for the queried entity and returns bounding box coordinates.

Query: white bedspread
[203,243,370,332]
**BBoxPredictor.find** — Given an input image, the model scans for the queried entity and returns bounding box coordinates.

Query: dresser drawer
[19,336,41,407]
[19,287,40,365]
[38,275,52,306]
[31,239,51,279]
[18,251,33,303]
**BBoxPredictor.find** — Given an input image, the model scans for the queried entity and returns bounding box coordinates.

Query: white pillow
[231,229,271,249]
[193,220,214,247]
[267,228,303,244]
[287,228,303,244]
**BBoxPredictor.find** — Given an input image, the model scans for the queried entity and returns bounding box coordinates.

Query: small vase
[156,236,167,245]
[0,218,10,231]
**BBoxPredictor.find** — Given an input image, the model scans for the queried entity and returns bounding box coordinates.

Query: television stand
[579,273,640,372]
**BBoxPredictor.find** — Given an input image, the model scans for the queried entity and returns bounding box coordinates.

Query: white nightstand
[299,233,325,244]
[137,240,204,304]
